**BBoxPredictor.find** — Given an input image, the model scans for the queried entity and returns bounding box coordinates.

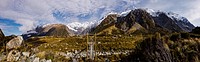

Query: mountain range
[23,8,195,37]
[90,9,195,35]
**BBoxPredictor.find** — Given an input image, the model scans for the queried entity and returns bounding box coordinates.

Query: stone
[6,36,23,49]
[22,52,30,57]
[7,50,21,61]
[33,57,39,62]
[40,59,46,62]
[46,59,52,62]
[29,54,36,62]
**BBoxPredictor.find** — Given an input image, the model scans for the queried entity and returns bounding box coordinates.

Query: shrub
[191,27,200,34]
[170,33,181,41]
[181,33,190,39]
[155,32,161,40]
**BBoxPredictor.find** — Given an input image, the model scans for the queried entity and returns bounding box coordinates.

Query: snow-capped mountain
[145,8,194,32]
[146,9,189,22]
[66,21,98,34]
[90,8,195,35]
[23,8,195,37]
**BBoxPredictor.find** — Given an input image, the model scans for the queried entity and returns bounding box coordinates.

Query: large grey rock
[7,50,21,61]
[6,36,23,49]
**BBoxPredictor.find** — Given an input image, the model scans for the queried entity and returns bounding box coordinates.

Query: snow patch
[120,10,132,16]
[66,22,95,32]
[146,8,159,17]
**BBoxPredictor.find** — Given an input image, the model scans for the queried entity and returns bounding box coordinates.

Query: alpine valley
[0,9,200,62]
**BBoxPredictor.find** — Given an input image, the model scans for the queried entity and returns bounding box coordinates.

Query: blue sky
[0,0,200,36]
[0,17,21,35]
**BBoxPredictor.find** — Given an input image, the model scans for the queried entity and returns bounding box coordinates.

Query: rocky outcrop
[0,29,5,42]
[121,35,172,62]
[6,36,23,49]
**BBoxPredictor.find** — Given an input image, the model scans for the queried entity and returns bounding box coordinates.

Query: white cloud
[0,0,137,33]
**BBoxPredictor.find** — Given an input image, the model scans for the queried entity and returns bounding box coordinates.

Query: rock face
[0,29,5,41]
[6,36,23,49]
[7,50,21,61]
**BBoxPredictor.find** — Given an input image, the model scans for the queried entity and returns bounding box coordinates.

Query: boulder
[6,36,23,49]
[7,50,21,61]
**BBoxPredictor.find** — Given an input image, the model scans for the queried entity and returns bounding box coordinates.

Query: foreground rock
[7,50,21,61]
[6,36,23,49]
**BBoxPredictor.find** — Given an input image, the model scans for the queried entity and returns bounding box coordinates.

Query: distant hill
[23,24,72,38]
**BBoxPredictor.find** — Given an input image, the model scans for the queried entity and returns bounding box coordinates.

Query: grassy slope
[15,35,143,61]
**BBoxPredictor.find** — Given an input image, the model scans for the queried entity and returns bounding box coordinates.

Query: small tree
[170,33,181,41]
[181,33,190,39]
